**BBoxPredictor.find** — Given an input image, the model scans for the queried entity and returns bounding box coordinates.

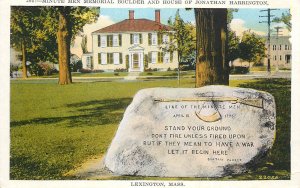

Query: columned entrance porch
[128,45,144,72]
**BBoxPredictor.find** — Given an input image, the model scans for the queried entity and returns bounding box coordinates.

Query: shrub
[144,68,152,72]
[146,72,153,75]
[70,60,83,72]
[79,68,92,73]
[30,62,57,76]
[114,72,119,76]
[167,67,171,71]
[114,68,127,72]
[230,66,249,74]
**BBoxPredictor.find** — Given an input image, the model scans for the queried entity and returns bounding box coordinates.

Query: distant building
[82,10,178,72]
[232,36,291,69]
[264,36,291,68]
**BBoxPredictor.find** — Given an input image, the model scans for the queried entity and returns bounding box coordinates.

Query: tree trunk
[21,40,28,79]
[57,8,72,85]
[194,9,229,87]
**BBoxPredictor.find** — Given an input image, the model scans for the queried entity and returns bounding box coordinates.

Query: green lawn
[10,78,290,180]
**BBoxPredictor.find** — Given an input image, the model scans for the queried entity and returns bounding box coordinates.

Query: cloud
[229,18,266,37]
[71,15,115,58]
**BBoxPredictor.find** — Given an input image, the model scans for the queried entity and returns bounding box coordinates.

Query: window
[151,52,157,64]
[86,56,91,68]
[113,53,119,64]
[280,55,282,60]
[101,36,107,47]
[158,52,163,63]
[170,51,173,63]
[134,34,139,45]
[98,35,101,47]
[163,52,170,63]
[130,34,141,45]
[279,45,282,50]
[152,33,157,45]
[107,53,113,64]
[162,34,169,44]
[274,55,277,61]
[107,35,113,47]
[101,53,107,64]
[285,45,287,50]
[113,35,119,47]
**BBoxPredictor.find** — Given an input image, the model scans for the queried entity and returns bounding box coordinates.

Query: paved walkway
[124,71,141,80]
[11,71,291,82]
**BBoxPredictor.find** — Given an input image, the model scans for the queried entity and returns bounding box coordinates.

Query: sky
[71,8,290,57]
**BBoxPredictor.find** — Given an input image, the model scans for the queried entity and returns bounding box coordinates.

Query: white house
[264,36,291,68]
[82,10,178,72]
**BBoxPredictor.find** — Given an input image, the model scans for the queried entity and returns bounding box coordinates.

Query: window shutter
[148,33,152,45]
[170,51,173,63]
[148,52,152,63]
[98,53,101,64]
[107,53,111,64]
[119,53,123,64]
[158,33,162,45]
[158,52,163,63]
[126,55,129,68]
[107,36,109,47]
[170,33,174,42]
[119,34,122,46]
[98,35,101,47]
[130,34,133,44]
[139,34,142,44]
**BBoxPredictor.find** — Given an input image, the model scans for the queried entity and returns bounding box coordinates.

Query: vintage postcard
[0,0,299,187]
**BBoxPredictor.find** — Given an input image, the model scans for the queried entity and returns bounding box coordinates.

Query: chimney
[155,10,160,23]
[129,10,134,20]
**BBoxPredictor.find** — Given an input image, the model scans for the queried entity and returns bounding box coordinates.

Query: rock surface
[104,86,276,177]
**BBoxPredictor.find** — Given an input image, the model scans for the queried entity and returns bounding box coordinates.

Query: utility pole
[259,9,277,73]
[273,26,283,72]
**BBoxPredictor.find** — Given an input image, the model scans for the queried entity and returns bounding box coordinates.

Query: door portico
[128,45,144,72]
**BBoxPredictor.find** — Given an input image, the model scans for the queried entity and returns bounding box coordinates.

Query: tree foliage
[11,7,41,78]
[273,10,291,31]
[42,7,99,84]
[239,31,266,64]
[228,30,240,62]
[10,6,99,84]
[81,34,88,54]
[167,9,196,63]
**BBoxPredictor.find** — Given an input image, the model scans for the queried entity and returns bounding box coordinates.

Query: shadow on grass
[11,98,132,127]
[238,78,291,178]
[10,155,70,180]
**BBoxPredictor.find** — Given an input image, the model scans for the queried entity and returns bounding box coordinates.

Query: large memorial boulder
[104,86,276,177]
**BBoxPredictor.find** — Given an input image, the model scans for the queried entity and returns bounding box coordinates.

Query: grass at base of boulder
[10,78,290,180]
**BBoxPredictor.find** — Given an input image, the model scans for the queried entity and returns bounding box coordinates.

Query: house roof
[92,19,171,34]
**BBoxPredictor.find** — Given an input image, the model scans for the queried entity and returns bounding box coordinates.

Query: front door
[133,53,140,69]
